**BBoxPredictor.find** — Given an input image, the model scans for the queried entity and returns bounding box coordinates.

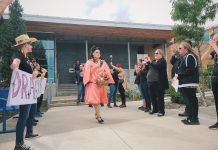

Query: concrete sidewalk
[0,101,218,150]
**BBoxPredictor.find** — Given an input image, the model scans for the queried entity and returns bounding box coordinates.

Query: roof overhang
[4,14,173,40]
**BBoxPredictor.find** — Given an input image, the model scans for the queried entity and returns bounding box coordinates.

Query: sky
[5,0,218,27]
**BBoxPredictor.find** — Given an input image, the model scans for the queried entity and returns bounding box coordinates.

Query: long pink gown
[83,59,114,104]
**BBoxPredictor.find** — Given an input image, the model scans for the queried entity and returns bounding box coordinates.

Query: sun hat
[13,34,38,47]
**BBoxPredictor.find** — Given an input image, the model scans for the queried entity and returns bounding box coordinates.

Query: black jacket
[170,51,181,78]
[177,52,199,87]
[149,58,169,90]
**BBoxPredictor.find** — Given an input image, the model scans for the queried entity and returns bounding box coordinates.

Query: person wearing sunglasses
[176,41,199,125]
[146,49,169,117]
[10,34,38,150]
[202,33,218,129]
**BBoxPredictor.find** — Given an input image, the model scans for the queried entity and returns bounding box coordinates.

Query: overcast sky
[6,0,218,27]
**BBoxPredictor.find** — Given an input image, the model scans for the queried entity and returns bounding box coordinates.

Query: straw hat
[13,34,38,47]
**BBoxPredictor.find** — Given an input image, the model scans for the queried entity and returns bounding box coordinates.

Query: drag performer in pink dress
[83,46,114,124]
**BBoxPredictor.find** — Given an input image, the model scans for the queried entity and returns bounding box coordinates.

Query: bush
[167,86,183,104]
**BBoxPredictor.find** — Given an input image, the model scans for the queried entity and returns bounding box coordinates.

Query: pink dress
[83,59,114,104]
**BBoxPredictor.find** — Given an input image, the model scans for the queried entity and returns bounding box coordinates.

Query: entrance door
[57,42,86,84]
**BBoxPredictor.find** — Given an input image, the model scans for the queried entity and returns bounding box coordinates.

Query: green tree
[0,0,26,86]
[171,0,217,105]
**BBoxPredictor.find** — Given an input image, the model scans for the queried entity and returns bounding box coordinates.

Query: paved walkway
[0,101,218,150]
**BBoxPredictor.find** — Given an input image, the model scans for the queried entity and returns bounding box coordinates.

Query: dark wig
[89,45,101,59]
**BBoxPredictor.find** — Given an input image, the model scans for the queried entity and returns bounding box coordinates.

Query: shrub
[167,86,183,104]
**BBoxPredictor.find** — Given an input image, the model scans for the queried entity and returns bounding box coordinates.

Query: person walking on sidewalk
[83,46,114,124]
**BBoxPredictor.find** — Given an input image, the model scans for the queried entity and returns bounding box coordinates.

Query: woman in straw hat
[10,34,38,150]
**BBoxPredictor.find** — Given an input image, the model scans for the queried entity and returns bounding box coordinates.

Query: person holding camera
[202,33,218,129]
[110,63,128,108]
[147,49,169,117]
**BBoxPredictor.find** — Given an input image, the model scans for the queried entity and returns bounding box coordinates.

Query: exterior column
[85,40,88,61]
[127,42,131,82]
[164,43,169,78]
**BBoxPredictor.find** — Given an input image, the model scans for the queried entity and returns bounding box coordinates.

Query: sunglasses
[154,52,159,55]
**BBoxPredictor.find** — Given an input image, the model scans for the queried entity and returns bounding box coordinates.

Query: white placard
[171,77,179,92]
[7,69,47,106]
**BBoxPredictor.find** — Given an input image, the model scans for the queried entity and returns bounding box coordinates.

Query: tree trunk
[197,46,208,106]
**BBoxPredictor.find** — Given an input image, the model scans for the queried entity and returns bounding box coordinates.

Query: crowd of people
[73,37,218,129]
[1,2,218,150]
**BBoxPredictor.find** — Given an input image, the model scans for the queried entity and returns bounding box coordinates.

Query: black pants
[37,94,43,112]
[118,83,126,105]
[182,88,198,121]
[148,81,165,114]
[212,81,218,119]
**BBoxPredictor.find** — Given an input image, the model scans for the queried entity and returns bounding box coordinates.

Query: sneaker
[34,119,38,123]
[181,119,200,125]
[138,106,144,110]
[25,133,39,139]
[35,112,42,118]
[107,104,112,108]
[208,122,218,129]
[178,112,188,117]
[113,104,118,107]
[32,122,37,126]
[149,110,158,115]
[144,108,150,112]
[157,113,165,117]
[14,143,33,150]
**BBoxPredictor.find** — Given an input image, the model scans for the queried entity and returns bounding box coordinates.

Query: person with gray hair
[176,41,200,125]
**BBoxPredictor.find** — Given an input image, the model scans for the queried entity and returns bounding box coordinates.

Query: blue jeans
[141,82,151,109]
[109,84,117,103]
[26,104,37,134]
[75,70,80,83]
[16,104,31,144]
[77,81,85,103]
[137,83,144,99]
[179,88,190,114]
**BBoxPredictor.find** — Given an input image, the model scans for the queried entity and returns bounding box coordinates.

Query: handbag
[96,77,109,86]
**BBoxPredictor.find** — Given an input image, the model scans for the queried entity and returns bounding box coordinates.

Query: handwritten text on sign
[7,68,46,106]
